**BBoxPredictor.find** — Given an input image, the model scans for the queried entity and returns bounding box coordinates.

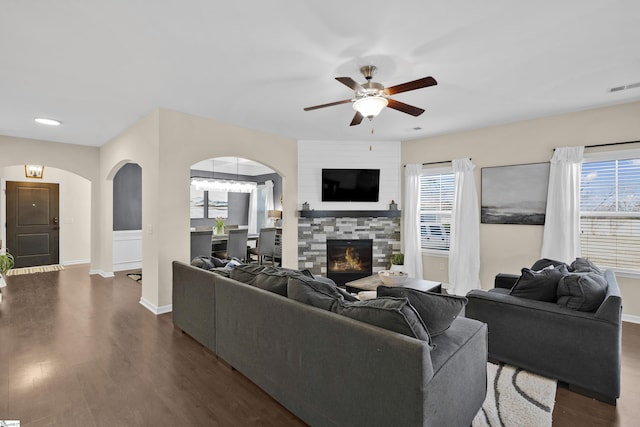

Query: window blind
[419,172,454,251]
[580,158,640,272]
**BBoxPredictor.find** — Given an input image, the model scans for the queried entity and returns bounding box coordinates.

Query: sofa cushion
[287,276,347,311]
[557,272,608,312]
[310,275,359,302]
[376,286,467,337]
[335,297,432,345]
[190,255,227,270]
[230,264,268,284]
[510,264,568,302]
[570,257,603,274]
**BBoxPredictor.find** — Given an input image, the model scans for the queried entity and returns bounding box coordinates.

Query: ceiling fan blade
[350,111,364,126]
[336,77,364,92]
[304,99,353,111]
[384,76,437,95]
[387,99,425,116]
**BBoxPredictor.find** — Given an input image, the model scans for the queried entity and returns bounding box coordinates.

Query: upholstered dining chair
[226,228,249,261]
[248,227,277,265]
[190,230,213,260]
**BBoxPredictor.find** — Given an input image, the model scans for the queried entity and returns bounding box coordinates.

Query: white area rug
[473,362,556,427]
[5,265,64,276]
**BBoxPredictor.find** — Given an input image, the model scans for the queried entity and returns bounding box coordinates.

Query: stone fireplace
[298,214,401,280]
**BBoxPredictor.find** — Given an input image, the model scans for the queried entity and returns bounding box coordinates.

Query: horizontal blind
[419,173,454,251]
[580,158,640,271]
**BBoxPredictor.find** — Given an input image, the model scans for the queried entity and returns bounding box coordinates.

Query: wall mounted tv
[322,169,380,202]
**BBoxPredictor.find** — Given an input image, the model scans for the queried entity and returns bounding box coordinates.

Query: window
[419,170,454,251]
[580,154,640,273]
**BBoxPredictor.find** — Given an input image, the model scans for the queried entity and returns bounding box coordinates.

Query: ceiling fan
[304,65,437,126]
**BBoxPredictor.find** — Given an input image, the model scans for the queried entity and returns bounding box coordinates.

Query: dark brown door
[6,181,60,268]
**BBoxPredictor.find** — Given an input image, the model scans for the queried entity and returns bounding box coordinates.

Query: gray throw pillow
[311,275,359,302]
[376,286,467,337]
[557,272,608,312]
[510,264,568,302]
[335,297,432,346]
[252,267,309,297]
[570,258,602,274]
[287,276,346,311]
[530,258,569,271]
[230,264,268,284]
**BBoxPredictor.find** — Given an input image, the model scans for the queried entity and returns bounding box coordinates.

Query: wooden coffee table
[345,275,442,294]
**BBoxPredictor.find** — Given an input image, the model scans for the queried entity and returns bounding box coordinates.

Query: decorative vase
[302,202,310,211]
[215,225,224,235]
[389,201,397,210]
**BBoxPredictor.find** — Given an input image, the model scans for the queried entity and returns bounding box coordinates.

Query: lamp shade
[268,210,282,219]
[353,96,388,118]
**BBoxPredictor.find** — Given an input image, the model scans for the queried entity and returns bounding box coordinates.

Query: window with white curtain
[580,151,640,273]
[419,168,454,252]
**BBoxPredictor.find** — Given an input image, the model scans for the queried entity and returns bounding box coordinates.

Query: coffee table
[345,275,442,295]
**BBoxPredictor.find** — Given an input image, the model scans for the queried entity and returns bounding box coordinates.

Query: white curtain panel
[248,187,258,234]
[448,158,481,296]
[403,164,423,278]
[257,180,275,228]
[541,146,584,263]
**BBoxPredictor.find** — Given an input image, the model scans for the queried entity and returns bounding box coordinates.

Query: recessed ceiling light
[34,117,62,126]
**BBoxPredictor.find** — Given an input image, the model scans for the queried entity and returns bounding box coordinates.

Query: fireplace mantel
[298,210,400,218]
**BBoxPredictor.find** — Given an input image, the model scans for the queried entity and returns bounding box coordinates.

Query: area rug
[127,272,142,284]
[5,264,64,276]
[472,362,556,427]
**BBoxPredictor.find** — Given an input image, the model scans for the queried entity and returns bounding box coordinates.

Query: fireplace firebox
[326,239,373,285]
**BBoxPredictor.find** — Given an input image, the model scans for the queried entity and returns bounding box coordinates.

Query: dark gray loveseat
[466,266,621,404]
[172,261,488,426]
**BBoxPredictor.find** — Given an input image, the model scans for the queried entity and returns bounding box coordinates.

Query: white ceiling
[2,0,640,147]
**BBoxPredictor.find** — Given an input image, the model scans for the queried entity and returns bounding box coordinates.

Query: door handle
[53,217,59,224]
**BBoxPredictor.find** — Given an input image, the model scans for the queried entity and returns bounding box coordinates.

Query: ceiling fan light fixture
[353,96,388,118]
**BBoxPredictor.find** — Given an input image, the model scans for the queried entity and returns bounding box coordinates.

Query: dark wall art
[481,162,550,225]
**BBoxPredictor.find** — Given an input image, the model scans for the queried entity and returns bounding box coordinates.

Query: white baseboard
[139,297,172,315]
[63,259,91,266]
[113,261,142,272]
[622,314,640,324]
[89,269,115,278]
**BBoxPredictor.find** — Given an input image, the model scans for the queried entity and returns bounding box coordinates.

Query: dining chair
[224,224,239,234]
[226,228,249,261]
[190,230,213,260]
[248,227,277,265]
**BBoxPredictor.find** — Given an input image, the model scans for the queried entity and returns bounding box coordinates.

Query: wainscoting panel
[113,229,142,271]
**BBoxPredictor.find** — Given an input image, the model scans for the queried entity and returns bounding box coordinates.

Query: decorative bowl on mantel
[378,270,408,286]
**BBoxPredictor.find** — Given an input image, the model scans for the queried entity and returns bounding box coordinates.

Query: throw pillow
[510,264,568,302]
[230,264,267,284]
[190,256,215,270]
[311,275,358,302]
[376,286,467,337]
[530,258,569,271]
[334,297,432,346]
[570,258,603,274]
[252,267,308,297]
[287,276,346,311]
[557,272,608,312]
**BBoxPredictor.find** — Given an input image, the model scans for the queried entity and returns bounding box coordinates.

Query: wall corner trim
[139,297,173,315]
[89,269,115,278]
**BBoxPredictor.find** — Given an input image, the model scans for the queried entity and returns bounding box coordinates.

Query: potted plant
[0,248,15,289]
[389,253,404,272]
[214,217,225,235]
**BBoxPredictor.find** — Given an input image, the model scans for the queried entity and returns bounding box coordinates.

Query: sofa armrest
[494,273,518,289]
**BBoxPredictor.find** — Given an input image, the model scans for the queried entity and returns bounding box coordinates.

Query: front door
[6,181,60,268]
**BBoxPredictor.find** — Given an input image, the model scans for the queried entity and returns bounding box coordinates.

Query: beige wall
[99,108,298,310]
[0,135,100,268]
[402,101,640,318]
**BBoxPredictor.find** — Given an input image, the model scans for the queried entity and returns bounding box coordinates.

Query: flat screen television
[322,169,380,202]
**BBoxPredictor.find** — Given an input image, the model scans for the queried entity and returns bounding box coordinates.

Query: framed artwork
[190,186,205,219]
[207,190,228,219]
[481,162,550,225]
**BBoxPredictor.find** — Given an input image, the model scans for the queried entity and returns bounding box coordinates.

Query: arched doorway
[112,162,142,272]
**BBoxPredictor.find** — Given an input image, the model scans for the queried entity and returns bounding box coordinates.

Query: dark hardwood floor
[0,264,638,426]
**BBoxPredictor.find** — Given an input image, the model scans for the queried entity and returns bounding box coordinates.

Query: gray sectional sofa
[172,261,488,427]
[466,260,621,404]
